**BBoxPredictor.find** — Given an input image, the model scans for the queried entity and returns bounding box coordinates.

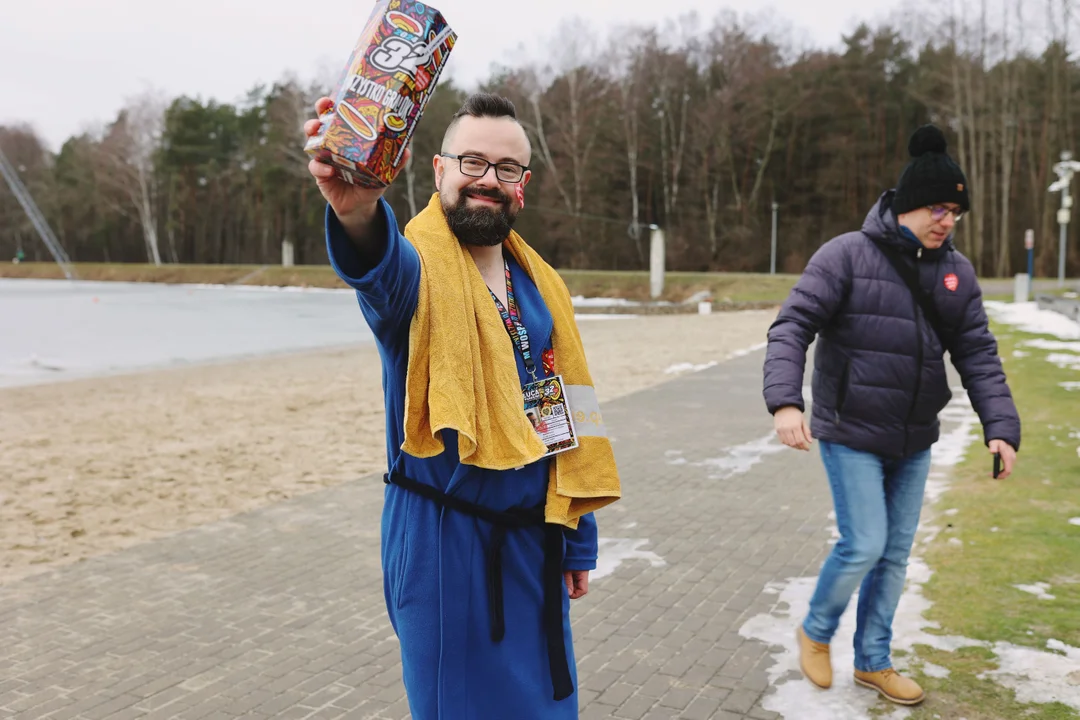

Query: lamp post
[1025,229,1034,299]
[770,201,779,275]
[1049,151,1080,287]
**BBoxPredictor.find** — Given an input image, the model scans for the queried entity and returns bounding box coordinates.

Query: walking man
[762,124,1021,705]
[305,92,621,719]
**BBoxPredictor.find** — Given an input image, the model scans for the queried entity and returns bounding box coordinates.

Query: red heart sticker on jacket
[944,273,959,292]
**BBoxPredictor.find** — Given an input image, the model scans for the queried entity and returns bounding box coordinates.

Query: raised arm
[306,97,421,341]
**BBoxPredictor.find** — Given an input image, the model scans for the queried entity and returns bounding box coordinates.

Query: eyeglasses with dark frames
[441,153,529,183]
[928,205,965,222]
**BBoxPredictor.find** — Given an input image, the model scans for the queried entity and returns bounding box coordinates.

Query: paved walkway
[0,348,842,720]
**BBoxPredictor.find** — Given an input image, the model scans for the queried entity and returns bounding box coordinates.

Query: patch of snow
[664,361,718,375]
[1045,353,1080,370]
[921,661,951,678]
[185,282,352,295]
[697,433,786,480]
[985,301,1080,340]
[980,640,1080,711]
[570,296,640,308]
[1061,382,1080,391]
[1014,582,1056,600]
[1069,518,1080,527]
[924,392,978,507]
[1020,339,1080,352]
[727,341,768,359]
[665,449,687,466]
[738,555,992,720]
[931,393,980,468]
[592,538,666,581]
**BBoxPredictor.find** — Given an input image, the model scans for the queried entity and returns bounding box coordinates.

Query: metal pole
[0,147,75,279]
[1052,151,1076,288]
[1025,229,1034,300]
[1060,221,1068,288]
[770,201,778,275]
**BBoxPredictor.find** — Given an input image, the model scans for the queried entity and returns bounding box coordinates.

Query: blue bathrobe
[326,199,598,720]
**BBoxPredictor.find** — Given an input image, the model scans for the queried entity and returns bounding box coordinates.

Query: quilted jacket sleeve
[763,237,853,414]
[949,281,1022,450]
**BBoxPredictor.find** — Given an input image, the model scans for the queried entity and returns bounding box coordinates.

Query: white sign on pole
[1025,229,1034,250]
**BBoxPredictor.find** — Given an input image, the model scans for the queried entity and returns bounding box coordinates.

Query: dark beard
[443,187,517,247]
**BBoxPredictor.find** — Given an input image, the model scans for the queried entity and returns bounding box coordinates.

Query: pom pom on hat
[908,124,948,157]
[894,124,969,214]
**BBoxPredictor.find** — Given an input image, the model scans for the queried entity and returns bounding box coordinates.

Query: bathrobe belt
[384,472,574,701]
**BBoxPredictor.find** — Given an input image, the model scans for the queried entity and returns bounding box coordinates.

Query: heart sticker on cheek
[515,184,525,209]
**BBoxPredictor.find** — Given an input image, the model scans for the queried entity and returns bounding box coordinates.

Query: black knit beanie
[893,125,970,215]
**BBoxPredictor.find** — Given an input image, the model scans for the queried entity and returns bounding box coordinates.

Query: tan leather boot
[796,626,832,689]
[854,668,926,705]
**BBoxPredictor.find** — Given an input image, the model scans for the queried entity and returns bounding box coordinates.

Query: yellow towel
[401,193,621,528]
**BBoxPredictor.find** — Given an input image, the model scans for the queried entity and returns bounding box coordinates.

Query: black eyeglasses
[441,153,529,183]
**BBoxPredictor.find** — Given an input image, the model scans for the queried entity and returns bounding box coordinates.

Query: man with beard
[305,93,621,719]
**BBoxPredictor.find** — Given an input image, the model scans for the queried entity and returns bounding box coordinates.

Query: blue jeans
[803,440,932,672]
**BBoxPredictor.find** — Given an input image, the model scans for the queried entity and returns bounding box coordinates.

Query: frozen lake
[0,279,374,388]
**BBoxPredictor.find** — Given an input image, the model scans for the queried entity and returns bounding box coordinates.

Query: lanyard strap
[490,260,538,380]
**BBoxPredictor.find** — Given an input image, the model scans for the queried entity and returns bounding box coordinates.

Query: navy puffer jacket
[763,190,1021,458]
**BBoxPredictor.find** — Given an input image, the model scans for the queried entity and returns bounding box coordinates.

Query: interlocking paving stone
[1,348,849,718]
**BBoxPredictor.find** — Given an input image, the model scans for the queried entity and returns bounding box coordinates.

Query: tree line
[2,5,1078,278]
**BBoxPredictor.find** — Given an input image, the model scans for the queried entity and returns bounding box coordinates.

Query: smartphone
[993,452,1002,478]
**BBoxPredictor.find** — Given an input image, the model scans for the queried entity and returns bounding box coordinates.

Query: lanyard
[490,260,538,381]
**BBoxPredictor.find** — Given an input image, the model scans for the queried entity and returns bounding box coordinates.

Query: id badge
[522,375,579,457]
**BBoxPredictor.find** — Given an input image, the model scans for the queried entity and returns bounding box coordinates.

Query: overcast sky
[2,0,894,152]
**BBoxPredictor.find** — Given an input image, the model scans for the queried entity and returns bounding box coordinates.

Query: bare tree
[608,29,650,264]
[94,91,168,265]
[648,40,695,222]
[993,0,1022,276]
[513,20,610,263]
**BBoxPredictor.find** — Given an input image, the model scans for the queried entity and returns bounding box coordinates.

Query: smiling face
[433,115,532,247]
[897,203,963,249]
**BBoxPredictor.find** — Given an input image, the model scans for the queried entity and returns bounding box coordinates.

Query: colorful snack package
[304,0,457,188]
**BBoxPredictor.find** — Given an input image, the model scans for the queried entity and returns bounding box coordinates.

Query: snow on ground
[592,538,667,581]
[984,301,1080,340]
[1013,582,1056,601]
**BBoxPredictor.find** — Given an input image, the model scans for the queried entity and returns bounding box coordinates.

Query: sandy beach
[0,309,777,585]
